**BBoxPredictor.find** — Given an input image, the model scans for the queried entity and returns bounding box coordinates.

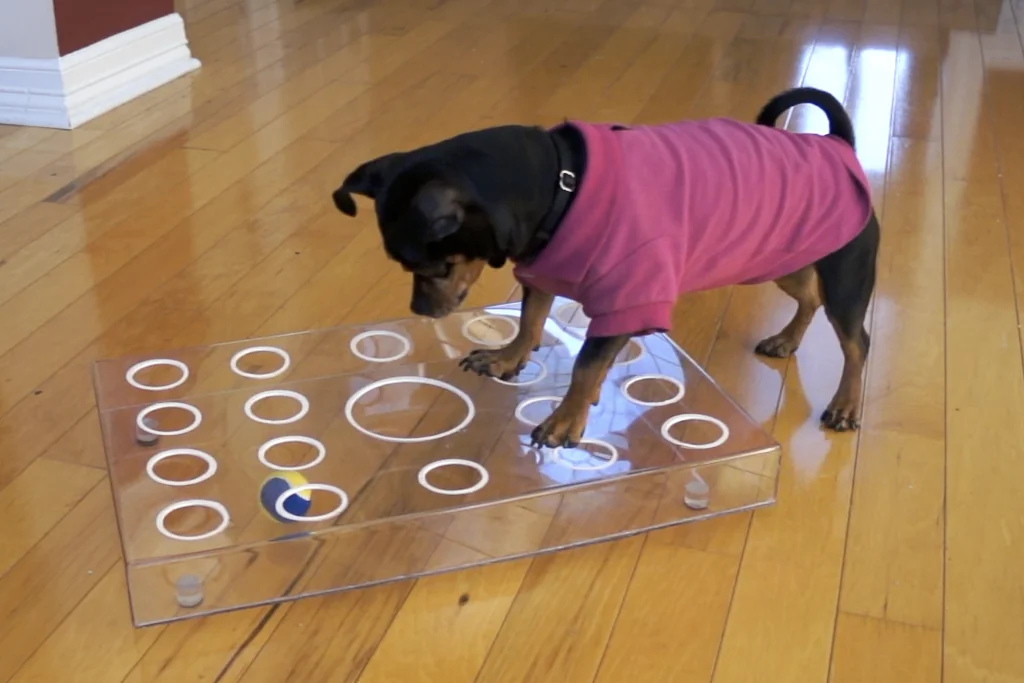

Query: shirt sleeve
[580,238,679,338]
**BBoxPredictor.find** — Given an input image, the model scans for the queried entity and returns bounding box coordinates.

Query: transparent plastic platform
[93,297,780,626]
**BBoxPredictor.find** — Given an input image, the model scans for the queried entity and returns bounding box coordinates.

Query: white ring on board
[136,402,203,436]
[513,396,562,427]
[550,438,620,471]
[492,358,548,387]
[155,499,230,541]
[274,483,349,522]
[660,414,730,450]
[244,390,310,425]
[417,459,490,495]
[146,449,218,487]
[125,359,189,391]
[257,436,326,471]
[612,339,648,366]
[620,374,686,407]
[229,346,291,379]
[552,301,591,330]
[461,315,520,346]
[349,330,412,363]
[345,377,475,443]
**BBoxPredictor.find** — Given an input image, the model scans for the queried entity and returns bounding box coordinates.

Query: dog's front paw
[459,346,530,381]
[755,333,801,358]
[821,393,861,431]
[531,402,589,448]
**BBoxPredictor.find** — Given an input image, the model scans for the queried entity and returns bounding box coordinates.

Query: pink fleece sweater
[512,119,873,338]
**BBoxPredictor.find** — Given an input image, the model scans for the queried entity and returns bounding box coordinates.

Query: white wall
[0,0,59,60]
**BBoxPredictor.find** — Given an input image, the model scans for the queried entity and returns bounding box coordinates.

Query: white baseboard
[0,14,200,129]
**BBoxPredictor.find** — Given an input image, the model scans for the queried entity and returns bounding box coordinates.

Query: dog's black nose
[411,295,447,318]
[411,298,432,317]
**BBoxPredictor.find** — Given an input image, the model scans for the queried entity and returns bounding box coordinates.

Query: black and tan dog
[332,87,879,448]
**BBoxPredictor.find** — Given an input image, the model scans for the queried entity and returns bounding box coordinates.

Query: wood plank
[0,484,120,681]
[354,558,531,683]
[830,613,941,682]
[942,20,1024,683]
[7,565,161,683]
[0,459,104,577]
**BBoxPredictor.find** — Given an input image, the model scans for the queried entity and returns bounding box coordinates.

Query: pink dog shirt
[512,119,873,338]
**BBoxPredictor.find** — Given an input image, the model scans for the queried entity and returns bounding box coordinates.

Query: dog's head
[332,146,521,319]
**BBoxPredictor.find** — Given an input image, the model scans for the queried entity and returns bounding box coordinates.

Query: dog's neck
[514,125,586,262]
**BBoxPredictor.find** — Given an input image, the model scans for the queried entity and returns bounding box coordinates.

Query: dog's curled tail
[755,87,855,149]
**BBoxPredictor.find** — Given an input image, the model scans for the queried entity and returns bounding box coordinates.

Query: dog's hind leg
[756,266,823,358]
[815,212,880,431]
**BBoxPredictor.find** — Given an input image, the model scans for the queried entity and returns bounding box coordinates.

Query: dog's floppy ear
[331,154,400,217]
[413,182,466,242]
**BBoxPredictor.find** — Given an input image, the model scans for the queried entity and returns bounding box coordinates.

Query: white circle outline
[552,301,591,330]
[125,358,189,391]
[514,395,562,427]
[660,413,730,450]
[146,448,218,487]
[417,459,490,495]
[461,315,520,347]
[345,377,475,443]
[612,339,648,366]
[258,436,326,471]
[620,374,686,407]
[155,499,230,541]
[230,345,292,379]
[243,390,310,425]
[492,358,549,387]
[136,402,203,436]
[349,330,412,363]
[274,483,349,522]
[550,438,620,471]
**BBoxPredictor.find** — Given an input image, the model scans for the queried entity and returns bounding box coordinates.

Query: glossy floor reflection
[0,0,1022,680]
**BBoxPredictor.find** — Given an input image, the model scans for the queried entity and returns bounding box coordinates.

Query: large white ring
[125,359,189,391]
[417,459,490,495]
[349,330,411,363]
[274,483,349,522]
[146,449,218,487]
[612,339,648,366]
[461,315,520,346]
[243,390,310,425]
[345,377,475,443]
[155,499,230,541]
[552,301,591,330]
[620,374,686,407]
[230,346,291,379]
[492,358,548,387]
[550,438,619,471]
[136,402,203,436]
[258,436,326,471]
[514,396,561,427]
[661,414,730,450]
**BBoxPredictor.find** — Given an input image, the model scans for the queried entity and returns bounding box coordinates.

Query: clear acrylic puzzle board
[93,297,781,626]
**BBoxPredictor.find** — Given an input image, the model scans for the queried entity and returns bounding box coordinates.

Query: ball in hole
[259,470,312,523]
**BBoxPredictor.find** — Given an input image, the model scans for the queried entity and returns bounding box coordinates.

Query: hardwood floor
[0,0,1022,679]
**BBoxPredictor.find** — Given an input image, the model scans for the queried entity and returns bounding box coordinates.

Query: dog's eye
[415,263,451,279]
[428,263,453,279]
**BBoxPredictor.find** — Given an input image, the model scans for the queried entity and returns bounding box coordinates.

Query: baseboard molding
[0,14,200,129]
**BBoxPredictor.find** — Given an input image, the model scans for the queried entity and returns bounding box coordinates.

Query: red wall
[53,0,175,56]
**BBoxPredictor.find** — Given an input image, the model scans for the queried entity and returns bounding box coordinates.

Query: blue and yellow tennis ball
[259,471,311,523]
